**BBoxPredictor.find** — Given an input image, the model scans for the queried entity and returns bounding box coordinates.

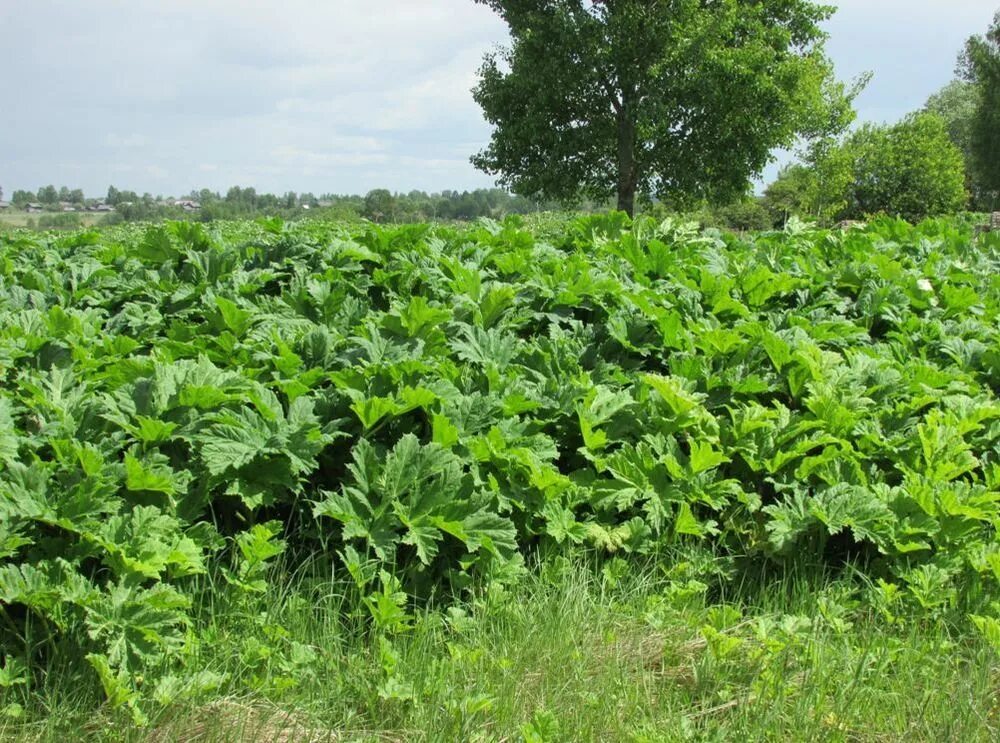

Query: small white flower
[917,278,934,292]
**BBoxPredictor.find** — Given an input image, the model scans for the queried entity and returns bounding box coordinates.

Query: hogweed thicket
[1,213,999,717]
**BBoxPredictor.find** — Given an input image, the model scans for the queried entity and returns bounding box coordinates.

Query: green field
[0,210,108,230]
[0,211,36,229]
[1,215,999,740]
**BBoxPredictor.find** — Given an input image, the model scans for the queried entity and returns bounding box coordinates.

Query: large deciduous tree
[363,189,397,223]
[471,0,855,216]
[961,11,1000,209]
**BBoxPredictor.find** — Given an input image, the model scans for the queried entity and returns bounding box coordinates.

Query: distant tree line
[155,187,574,223]
[10,186,86,206]
[3,185,596,227]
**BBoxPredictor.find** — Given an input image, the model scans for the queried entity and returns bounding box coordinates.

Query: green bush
[713,199,775,231]
[843,113,968,221]
[763,113,969,224]
[36,213,83,230]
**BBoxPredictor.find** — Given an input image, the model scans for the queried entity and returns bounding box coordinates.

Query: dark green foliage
[472,0,853,216]
[362,189,396,223]
[711,199,775,232]
[763,164,818,225]
[962,11,1000,207]
[1,215,1000,718]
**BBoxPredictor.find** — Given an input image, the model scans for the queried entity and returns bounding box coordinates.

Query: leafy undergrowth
[2,213,1000,722]
[2,559,998,742]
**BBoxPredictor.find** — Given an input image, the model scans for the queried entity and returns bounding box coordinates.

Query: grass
[0,211,107,229]
[2,556,997,742]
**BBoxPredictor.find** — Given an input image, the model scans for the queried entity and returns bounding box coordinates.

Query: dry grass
[145,697,406,743]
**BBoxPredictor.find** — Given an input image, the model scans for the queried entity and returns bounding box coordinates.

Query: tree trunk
[616,109,637,218]
[617,174,636,217]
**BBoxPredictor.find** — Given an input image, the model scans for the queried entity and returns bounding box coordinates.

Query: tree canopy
[363,189,397,223]
[471,0,856,216]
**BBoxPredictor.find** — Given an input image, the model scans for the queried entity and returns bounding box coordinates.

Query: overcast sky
[1,0,996,198]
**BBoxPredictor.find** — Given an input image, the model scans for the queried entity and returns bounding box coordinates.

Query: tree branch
[603,79,623,114]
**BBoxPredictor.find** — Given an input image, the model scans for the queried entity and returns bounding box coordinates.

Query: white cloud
[0,0,507,196]
[105,133,148,149]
